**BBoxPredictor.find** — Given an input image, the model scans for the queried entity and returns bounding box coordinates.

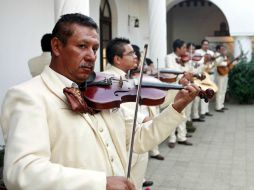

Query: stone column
[234,36,252,62]
[54,0,90,22]
[148,0,167,68]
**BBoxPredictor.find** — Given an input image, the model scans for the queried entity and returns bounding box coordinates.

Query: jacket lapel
[41,67,97,132]
[41,66,68,105]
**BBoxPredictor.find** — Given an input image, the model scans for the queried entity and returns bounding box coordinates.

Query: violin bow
[127,44,148,179]
[157,58,159,79]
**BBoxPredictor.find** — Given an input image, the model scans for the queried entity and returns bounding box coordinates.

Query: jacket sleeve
[0,88,106,190]
[124,103,185,154]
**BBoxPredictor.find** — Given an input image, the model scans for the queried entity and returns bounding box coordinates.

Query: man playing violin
[164,39,194,148]
[195,39,215,118]
[1,13,200,190]
[104,40,166,189]
[184,43,199,133]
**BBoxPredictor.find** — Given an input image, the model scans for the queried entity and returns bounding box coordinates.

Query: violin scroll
[199,88,215,103]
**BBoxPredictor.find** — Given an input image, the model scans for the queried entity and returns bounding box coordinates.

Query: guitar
[217,55,241,76]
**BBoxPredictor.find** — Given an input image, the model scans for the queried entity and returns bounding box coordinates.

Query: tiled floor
[145,103,254,190]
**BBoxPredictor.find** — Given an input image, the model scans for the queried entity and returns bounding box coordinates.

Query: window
[100,0,112,71]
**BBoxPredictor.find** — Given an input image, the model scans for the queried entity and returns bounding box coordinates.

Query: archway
[166,0,230,53]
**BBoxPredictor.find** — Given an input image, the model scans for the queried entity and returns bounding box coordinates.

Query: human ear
[113,55,122,66]
[51,37,62,56]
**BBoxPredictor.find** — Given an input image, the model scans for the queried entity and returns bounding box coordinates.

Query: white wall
[126,0,149,49]
[0,0,54,103]
[0,0,54,144]
[90,0,150,65]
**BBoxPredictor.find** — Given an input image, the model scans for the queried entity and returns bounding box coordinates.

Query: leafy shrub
[228,60,254,103]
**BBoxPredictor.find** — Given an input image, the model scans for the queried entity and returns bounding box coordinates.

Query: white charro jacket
[1,66,184,190]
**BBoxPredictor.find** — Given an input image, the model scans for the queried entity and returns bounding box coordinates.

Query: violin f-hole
[114,90,129,96]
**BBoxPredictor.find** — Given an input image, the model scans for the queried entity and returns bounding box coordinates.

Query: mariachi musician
[195,39,215,118]
[214,44,239,112]
[164,39,193,148]
[0,14,201,190]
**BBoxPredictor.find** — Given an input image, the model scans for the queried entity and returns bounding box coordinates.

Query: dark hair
[41,33,52,52]
[187,42,195,49]
[106,37,130,65]
[52,13,98,45]
[201,39,209,45]
[145,58,153,66]
[173,39,185,52]
[216,44,223,51]
[132,44,141,61]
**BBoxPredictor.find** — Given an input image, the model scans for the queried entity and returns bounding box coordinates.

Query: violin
[156,73,178,83]
[176,54,203,66]
[80,73,214,110]
[129,66,178,83]
[159,69,206,83]
[133,68,205,84]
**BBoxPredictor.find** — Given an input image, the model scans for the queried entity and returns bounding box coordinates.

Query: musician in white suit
[28,33,52,77]
[104,40,162,189]
[1,14,200,190]
[214,45,229,112]
[103,39,149,189]
[195,40,215,118]
[164,39,193,148]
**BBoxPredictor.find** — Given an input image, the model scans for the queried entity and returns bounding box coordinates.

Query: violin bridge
[119,76,123,88]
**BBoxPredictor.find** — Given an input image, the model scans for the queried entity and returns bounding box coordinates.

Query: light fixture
[134,18,139,28]
[128,15,139,28]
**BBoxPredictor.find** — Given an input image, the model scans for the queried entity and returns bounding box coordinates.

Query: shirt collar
[50,68,78,88]
[173,52,180,59]
[108,65,127,78]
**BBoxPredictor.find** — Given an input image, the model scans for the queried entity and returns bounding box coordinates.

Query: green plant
[228,60,254,103]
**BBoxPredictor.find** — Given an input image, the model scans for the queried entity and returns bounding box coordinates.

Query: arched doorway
[166,0,230,53]
[100,0,112,71]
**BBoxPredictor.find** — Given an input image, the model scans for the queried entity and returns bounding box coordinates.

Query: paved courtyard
[145,102,254,190]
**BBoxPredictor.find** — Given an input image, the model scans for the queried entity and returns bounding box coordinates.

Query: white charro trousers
[150,145,160,156]
[168,121,187,143]
[185,101,193,122]
[169,109,187,143]
[192,96,200,119]
[215,75,228,110]
[131,152,149,190]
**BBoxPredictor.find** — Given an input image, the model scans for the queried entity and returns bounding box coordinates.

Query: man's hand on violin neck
[106,176,136,190]
[183,72,193,81]
[172,84,200,113]
[179,77,189,86]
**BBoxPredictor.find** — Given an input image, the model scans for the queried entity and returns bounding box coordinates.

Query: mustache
[79,63,94,69]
